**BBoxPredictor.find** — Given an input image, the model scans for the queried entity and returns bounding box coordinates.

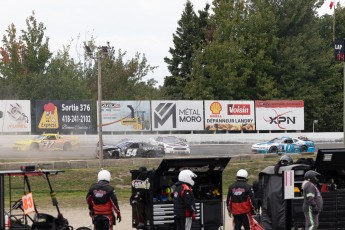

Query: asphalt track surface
[0,142,343,162]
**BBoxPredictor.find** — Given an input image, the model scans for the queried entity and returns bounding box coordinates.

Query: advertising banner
[0,100,31,133]
[255,100,304,130]
[36,100,92,132]
[151,100,204,131]
[99,101,151,131]
[204,100,255,131]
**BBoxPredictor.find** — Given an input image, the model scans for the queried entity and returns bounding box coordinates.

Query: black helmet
[304,170,320,184]
[280,155,293,166]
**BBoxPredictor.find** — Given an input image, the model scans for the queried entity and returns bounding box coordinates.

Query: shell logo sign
[210,102,222,114]
[205,100,255,131]
[38,102,59,129]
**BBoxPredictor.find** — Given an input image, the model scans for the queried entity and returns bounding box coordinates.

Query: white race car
[150,136,190,155]
[251,136,315,154]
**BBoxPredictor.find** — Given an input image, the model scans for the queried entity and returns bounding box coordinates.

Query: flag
[330,1,334,9]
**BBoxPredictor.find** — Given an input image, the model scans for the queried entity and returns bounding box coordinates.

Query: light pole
[313,120,318,133]
[85,44,109,168]
[333,40,345,146]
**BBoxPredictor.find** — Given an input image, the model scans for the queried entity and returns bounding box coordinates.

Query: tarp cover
[259,167,286,230]
[259,164,310,230]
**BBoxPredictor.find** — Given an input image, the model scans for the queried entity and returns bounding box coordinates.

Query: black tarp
[259,164,311,230]
[315,148,345,189]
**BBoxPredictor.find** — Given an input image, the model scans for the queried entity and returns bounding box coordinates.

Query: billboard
[255,100,304,130]
[204,100,255,131]
[36,100,92,132]
[0,100,31,133]
[99,101,151,131]
[151,100,204,131]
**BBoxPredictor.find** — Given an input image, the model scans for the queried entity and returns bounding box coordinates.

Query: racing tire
[113,151,120,159]
[300,145,308,153]
[30,143,39,151]
[159,152,165,158]
[146,151,156,158]
[268,146,278,154]
[63,143,72,151]
[103,151,111,159]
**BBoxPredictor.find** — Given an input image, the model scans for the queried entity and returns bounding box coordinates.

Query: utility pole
[343,62,345,147]
[84,44,109,168]
[97,51,103,168]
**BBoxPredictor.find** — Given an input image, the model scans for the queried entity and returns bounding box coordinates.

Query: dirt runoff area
[53,202,233,229]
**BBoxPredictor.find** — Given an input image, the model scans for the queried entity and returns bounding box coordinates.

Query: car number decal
[126,149,137,157]
[282,144,294,152]
[41,140,55,149]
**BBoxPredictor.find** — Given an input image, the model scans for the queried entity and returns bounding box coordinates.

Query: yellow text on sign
[22,193,35,215]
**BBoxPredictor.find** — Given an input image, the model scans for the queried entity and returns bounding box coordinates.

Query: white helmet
[98,169,111,182]
[178,169,197,186]
[236,169,248,180]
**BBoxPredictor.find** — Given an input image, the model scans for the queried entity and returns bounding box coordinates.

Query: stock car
[251,136,315,154]
[13,133,79,151]
[150,136,191,155]
[96,140,133,159]
[97,140,165,159]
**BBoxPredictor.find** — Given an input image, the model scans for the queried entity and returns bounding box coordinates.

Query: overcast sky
[1,0,338,87]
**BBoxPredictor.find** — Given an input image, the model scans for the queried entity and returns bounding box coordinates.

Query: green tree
[0,12,92,101]
[270,0,342,131]
[0,12,52,99]
[84,43,162,101]
[163,0,210,99]
[45,47,89,100]
[186,0,279,100]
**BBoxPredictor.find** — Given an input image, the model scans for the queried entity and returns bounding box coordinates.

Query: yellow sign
[38,102,59,129]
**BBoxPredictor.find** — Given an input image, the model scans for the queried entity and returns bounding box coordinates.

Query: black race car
[97,140,165,159]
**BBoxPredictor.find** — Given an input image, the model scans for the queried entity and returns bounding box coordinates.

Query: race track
[0,142,343,162]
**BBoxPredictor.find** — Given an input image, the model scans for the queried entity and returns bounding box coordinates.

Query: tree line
[1,0,345,132]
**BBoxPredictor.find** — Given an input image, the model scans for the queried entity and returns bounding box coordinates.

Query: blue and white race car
[251,136,315,154]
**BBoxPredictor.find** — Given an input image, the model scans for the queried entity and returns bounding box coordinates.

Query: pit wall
[0,151,290,171]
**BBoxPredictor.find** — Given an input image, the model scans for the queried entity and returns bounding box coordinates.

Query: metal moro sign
[152,100,204,131]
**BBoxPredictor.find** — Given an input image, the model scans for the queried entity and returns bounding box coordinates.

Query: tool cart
[130,157,231,230]
[257,148,345,230]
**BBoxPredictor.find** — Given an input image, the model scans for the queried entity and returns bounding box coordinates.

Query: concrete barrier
[0,132,343,148]
[0,153,285,170]
[0,158,165,170]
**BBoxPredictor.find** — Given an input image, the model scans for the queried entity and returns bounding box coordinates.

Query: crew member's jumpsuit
[87,180,121,230]
[173,181,197,230]
[226,180,256,230]
[302,180,323,230]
